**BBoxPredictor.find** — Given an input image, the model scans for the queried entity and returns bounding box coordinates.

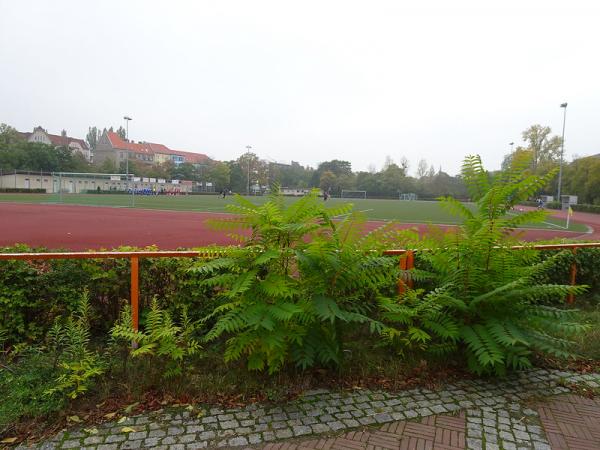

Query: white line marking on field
[506,210,570,230]
[333,208,374,218]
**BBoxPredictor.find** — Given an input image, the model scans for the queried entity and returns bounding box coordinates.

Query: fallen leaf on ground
[121,427,137,433]
[124,402,139,414]
[1,437,17,444]
[67,415,81,423]
[104,412,117,420]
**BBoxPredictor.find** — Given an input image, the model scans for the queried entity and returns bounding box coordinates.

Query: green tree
[86,126,100,151]
[207,162,231,191]
[0,123,21,147]
[319,170,336,192]
[116,126,127,140]
[312,160,352,187]
[507,125,562,172]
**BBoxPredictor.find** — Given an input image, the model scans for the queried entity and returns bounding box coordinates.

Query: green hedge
[0,245,216,345]
[1,243,599,347]
[0,188,46,193]
[572,204,600,214]
[520,201,600,214]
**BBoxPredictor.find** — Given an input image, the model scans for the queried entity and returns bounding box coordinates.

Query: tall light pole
[245,145,252,196]
[123,116,132,179]
[509,142,514,153]
[557,103,567,202]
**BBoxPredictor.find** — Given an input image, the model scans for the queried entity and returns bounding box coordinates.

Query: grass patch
[0,193,588,231]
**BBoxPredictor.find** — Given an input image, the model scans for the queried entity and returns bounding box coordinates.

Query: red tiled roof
[47,134,89,150]
[145,142,209,164]
[171,150,209,164]
[145,142,171,154]
[17,130,88,150]
[107,132,152,154]
[105,132,209,162]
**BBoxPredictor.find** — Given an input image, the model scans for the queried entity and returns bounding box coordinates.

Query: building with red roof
[94,130,209,168]
[18,126,91,161]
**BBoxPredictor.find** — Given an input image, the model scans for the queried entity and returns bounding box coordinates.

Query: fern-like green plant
[45,289,105,399]
[400,152,588,375]
[110,299,201,378]
[194,187,408,373]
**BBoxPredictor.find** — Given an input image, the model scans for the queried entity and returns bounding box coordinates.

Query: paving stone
[198,431,216,441]
[121,440,142,449]
[96,444,118,450]
[275,428,294,439]
[311,423,331,434]
[248,433,262,444]
[83,436,104,445]
[466,437,483,450]
[219,420,238,429]
[262,431,276,442]
[228,436,248,446]
[292,425,312,436]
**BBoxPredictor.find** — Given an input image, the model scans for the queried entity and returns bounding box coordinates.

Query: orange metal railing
[1,243,599,331]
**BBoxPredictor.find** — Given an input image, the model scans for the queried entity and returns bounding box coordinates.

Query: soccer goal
[399,192,417,201]
[341,190,367,199]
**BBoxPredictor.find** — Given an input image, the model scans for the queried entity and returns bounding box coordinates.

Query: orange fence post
[406,250,415,289]
[398,255,408,295]
[130,256,139,331]
[568,248,577,304]
[397,250,415,295]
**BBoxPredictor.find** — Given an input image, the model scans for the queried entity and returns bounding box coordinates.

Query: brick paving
[538,394,600,450]
[260,412,466,450]
[15,369,600,449]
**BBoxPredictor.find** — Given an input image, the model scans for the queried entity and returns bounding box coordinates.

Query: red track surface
[0,203,594,251]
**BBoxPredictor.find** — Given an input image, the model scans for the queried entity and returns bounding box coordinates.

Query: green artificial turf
[0,193,588,232]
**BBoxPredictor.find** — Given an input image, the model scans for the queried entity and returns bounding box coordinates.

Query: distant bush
[572,204,600,214]
[0,245,211,346]
[0,188,46,193]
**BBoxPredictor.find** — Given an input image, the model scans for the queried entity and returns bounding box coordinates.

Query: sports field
[0,193,594,250]
[0,192,587,231]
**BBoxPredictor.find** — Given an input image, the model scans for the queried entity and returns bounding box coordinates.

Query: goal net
[341,190,367,199]
[399,192,417,201]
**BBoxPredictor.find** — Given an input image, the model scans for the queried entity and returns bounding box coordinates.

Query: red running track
[0,203,592,251]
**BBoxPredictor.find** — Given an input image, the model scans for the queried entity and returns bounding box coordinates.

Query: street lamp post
[509,142,514,153]
[123,116,133,205]
[557,103,568,202]
[123,116,132,178]
[245,145,252,196]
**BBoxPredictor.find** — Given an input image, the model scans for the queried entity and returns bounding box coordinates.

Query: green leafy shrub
[0,245,213,346]
[110,299,201,379]
[0,350,65,432]
[195,189,407,373]
[44,290,105,400]
[403,153,588,374]
[572,203,600,214]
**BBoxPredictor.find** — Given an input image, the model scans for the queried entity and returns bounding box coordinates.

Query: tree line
[2,122,598,204]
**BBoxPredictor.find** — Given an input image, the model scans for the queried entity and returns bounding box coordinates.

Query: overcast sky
[1,0,599,175]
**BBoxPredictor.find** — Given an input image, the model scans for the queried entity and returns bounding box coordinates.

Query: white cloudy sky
[1,0,599,175]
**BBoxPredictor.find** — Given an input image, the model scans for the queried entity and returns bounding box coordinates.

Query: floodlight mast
[124,116,133,206]
[557,103,568,201]
[246,145,252,195]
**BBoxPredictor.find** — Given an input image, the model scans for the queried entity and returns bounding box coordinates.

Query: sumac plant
[193,188,410,373]
[403,152,588,375]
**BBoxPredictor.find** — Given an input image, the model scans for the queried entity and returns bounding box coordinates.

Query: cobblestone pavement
[17,369,600,450]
